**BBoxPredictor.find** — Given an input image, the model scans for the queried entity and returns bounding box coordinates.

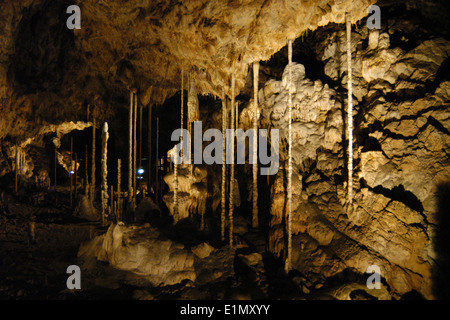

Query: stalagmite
[128,91,133,207]
[285,39,293,273]
[54,146,57,193]
[173,148,179,217]
[187,71,199,172]
[346,12,354,216]
[14,146,18,193]
[221,86,227,241]
[85,145,89,196]
[229,66,236,248]
[236,103,239,129]
[148,105,152,196]
[117,158,122,221]
[101,122,109,226]
[181,64,184,157]
[70,136,73,208]
[75,152,78,200]
[139,105,143,171]
[174,67,185,219]
[110,185,114,221]
[155,116,159,205]
[91,114,96,202]
[252,62,259,228]
[133,92,138,209]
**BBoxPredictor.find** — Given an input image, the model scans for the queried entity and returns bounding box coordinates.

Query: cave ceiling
[1,0,375,114]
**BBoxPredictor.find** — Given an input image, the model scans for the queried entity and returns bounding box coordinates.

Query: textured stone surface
[163,164,223,223]
[78,223,197,286]
[261,23,450,299]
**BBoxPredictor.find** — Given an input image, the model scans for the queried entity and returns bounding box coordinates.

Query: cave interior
[0,0,449,300]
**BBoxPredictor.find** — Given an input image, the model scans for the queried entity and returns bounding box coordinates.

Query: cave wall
[248,12,449,299]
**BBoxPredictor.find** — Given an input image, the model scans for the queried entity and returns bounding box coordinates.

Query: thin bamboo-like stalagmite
[75,152,78,200]
[174,67,185,218]
[133,92,138,209]
[139,104,143,172]
[85,145,89,195]
[174,149,179,217]
[221,86,227,241]
[110,185,114,221]
[155,115,160,205]
[236,102,239,129]
[285,39,293,273]
[91,114,96,202]
[101,122,109,226]
[181,64,184,158]
[54,146,57,193]
[252,62,259,228]
[346,12,354,216]
[70,136,73,208]
[187,71,200,173]
[229,66,236,248]
[15,146,18,193]
[117,158,122,222]
[148,105,152,196]
[128,91,133,207]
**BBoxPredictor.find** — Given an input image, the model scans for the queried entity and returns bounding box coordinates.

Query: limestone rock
[78,224,197,286]
[192,243,215,259]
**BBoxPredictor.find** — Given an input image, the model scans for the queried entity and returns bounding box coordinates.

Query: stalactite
[117,158,122,222]
[229,65,236,248]
[252,62,259,229]
[128,91,133,207]
[221,86,227,241]
[346,12,354,217]
[285,39,293,273]
[91,114,96,202]
[101,122,109,226]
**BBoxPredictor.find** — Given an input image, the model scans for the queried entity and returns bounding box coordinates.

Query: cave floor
[0,187,378,300]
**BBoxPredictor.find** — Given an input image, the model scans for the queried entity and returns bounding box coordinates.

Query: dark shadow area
[9,0,75,94]
[432,181,450,299]
[371,184,424,213]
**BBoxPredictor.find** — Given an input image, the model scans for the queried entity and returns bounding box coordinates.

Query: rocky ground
[0,185,409,301]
